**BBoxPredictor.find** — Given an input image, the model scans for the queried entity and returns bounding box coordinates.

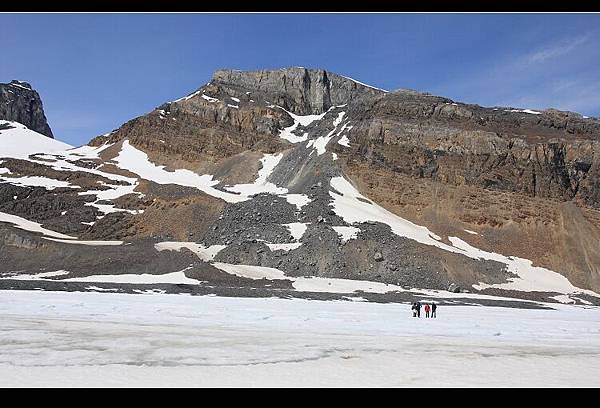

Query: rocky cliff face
[211,68,384,115]
[1,68,600,304]
[0,80,53,138]
[340,90,600,208]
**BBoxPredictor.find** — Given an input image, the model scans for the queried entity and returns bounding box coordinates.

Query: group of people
[411,302,436,318]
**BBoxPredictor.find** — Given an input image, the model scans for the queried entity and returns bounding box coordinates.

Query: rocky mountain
[1,67,599,306]
[0,80,53,138]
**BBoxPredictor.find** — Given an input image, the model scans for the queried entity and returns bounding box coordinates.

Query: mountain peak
[9,80,33,90]
[210,67,385,115]
[0,80,53,138]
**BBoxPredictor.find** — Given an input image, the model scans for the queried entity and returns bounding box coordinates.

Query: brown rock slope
[333,88,600,291]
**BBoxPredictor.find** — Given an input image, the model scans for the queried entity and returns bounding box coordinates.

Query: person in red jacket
[424,303,431,318]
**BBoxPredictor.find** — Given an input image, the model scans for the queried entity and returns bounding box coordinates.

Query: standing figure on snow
[424,303,431,318]
[431,302,437,318]
[411,303,417,317]
[416,302,421,318]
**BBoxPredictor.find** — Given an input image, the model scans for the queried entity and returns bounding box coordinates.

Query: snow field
[0,290,598,387]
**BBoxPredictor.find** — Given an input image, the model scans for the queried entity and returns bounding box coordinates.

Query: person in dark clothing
[416,302,421,318]
[411,303,417,317]
[431,302,437,318]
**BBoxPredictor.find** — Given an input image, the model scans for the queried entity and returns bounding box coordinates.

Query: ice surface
[1,290,598,387]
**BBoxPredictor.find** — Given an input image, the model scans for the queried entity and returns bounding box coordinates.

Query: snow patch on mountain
[339,75,389,93]
[3,269,202,285]
[225,153,287,196]
[284,222,308,241]
[506,109,542,115]
[0,211,76,239]
[63,269,202,285]
[172,90,202,103]
[277,106,329,144]
[212,263,287,281]
[332,226,361,243]
[330,176,444,246]
[78,180,142,216]
[43,238,124,246]
[0,120,72,160]
[67,143,114,160]
[307,112,346,155]
[211,262,404,294]
[154,242,226,262]
[114,140,246,203]
[0,175,79,190]
[266,243,303,252]
[201,94,219,103]
[0,270,70,280]
[281,193,311,210]
[338,135,351,147]
[450,237,597,296]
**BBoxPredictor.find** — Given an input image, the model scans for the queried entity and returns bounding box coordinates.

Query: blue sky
[1,13,599,146]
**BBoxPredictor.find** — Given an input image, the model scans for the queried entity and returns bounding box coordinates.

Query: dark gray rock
[0,80,53,137]
[448,283,461,293]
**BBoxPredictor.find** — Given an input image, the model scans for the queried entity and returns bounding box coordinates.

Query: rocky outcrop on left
[0,80,53,138]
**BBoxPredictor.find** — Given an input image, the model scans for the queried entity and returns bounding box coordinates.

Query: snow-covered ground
[0,120,73,159]
[0,290,598,387]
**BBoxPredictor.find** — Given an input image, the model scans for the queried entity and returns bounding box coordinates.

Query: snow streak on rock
[0,211,76,239]
[154,242,227,262]
[277,107,329,144]
[225,153,287,196]
[114,140,246,203]
[307,111,345,155]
